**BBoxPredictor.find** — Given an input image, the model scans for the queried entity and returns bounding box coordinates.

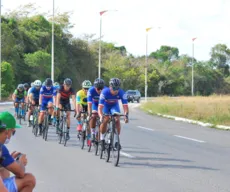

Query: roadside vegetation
[140,95,230,126]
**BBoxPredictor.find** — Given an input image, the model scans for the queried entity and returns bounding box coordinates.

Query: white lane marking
[120,151,135,158]
[137,126,154,131]
[174,135,206,143]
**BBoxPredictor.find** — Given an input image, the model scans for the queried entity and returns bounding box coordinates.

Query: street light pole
[191,37,197,96]
[145,28,152,102]
[51,0,54,82]
[98,10,107,79]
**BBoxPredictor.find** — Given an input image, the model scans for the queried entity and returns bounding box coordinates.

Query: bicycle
[58,108,75,146]
[14,101,25,125]
[31,104,40,137]
[99,113,126,167]
[77,112,91,150]
[42,106,53,141]
[87,113,101,155]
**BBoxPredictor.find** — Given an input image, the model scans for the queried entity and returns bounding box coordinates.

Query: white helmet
[34,80,42,87]
[31,82,34,87]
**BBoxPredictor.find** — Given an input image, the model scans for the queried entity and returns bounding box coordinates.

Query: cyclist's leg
[14,98,19,116]
[21,98,25,117]
[28,102,33,126]
[99,105,110,150]
[38,100,48,134]
[90,103,98,141]
[47,98,54,124]
[110,103,121,149]
[110,103,121,135]
[65,102,71,140]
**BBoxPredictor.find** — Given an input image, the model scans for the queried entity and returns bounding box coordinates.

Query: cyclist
[56,78,76,140]
[76,80,92,140]
[98,78,129,150]
[87,78,106,142]
[52,82,60,126]
[27,80,42,127]
[38,78,57,135]
[12,84,27,118]
[23,83,30,111]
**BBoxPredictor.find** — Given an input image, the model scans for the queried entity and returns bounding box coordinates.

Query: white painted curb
[147,110,230,130]
[0,102,13,105]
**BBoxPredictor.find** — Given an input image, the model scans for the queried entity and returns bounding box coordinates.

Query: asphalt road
[0,103,230,192]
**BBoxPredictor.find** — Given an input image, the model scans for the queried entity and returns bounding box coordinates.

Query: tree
[1,62,15,97]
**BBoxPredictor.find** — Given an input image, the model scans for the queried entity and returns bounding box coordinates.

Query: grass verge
[140,95,230,126]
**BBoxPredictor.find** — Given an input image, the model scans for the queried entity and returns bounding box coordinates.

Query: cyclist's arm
[39,94,42,106]
[87,90,92,114]
[29,93,33,103]
[71,94,76,111]
[56,93,61,107]
[12,90,17,101]
[0,177,8,192]
[76,93,81,114]
[24,91,27,103]
[39,87,44,106]
[120,91,129,115]
[98,92,105,118]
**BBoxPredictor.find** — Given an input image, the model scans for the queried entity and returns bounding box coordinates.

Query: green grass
[141,96,230,126]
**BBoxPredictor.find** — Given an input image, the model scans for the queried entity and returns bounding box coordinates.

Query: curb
[0,102,13,105]
[147,110,230,130]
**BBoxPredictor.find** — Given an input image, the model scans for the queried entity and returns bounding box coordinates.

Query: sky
[2,0,230,61]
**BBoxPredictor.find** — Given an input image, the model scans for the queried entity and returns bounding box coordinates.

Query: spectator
[0,112,36,192]
[0,144,8,192]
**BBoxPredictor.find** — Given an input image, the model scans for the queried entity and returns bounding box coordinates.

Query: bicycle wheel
[43,115,48,140]
[111,119,120,167]
[105,129,111,163]
[19,106,22,125]
[63,119,68,147]
[58,118,64,144]
[87,130,92,152]
[80,130,85,149]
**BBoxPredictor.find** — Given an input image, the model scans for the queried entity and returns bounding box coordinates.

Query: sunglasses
[12,130,16,136]
[84,88,89,91]
[111,87,119,91]
[96,88,102,91]
[46,86,51,89]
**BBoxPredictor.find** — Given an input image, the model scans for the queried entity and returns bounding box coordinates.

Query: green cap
[0,112,21,129]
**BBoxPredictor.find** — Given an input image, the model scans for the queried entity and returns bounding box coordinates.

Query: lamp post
[98,10,108,79]
[145,27,152,102]
[191,37,197,96]
[98,10,117,79]
[51,0,55,82]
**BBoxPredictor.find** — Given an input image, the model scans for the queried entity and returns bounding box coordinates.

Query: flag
[146,27,152,32]
[192,37,197,41]
[100,10,107,16]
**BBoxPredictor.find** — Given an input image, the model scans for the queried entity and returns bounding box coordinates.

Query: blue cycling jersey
[87,86,107,105]
[99,87,128,106]
[30,87,40,100]
[40,86,57,100]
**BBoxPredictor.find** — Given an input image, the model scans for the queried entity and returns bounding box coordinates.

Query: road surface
[0,103,230,192]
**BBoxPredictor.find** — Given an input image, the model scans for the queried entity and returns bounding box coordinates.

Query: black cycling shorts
[60,99,71,111]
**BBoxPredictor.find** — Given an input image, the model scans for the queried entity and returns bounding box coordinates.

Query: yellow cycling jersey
[76,89,87,105]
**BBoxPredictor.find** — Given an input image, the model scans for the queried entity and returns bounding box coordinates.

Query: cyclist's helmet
[17,84,24,90]
[94,78,105,89]
[82,80,92,89]
[45,78,53,87]
[64,78,72,86]
[23,83,29,89]
[109,78,121,89]
[54,82,59,86]
[34,80,42,87]
[31,82,34,87]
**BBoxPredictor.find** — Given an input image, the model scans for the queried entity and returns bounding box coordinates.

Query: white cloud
[2,0,230,61]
